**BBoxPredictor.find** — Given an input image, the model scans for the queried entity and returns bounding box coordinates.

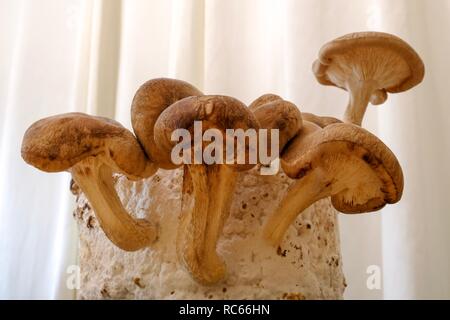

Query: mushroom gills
[71,156,157,251]
[327,47,411,90]
[326,149,386,209]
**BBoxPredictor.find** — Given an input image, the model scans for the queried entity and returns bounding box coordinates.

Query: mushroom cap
[21,113,151,178]
[250,97,303,152]
[301,112,342,128]
[313,31,425,94]
[281,121,404,213]
[154,95,260,171]
[248,93,283,111]
[131,78,203,168]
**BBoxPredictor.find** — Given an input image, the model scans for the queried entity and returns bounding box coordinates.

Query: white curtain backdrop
[1,0,449,299]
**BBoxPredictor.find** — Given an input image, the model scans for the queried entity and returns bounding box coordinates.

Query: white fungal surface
[74,168,346,299]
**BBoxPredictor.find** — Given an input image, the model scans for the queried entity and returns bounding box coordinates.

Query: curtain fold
[1,0,449,299]
[0,0,96,299]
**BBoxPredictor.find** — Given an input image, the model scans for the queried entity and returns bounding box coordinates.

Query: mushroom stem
[203,165,237,271]
[177,164,237,284]
[343,80,377,126]
[71,157,157,251]
[263,168,331,246]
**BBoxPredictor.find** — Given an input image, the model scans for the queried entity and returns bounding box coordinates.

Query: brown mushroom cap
[248,93,283,111]
[282,121,403,213]
[154,95,260,171]
[301,112,342,128]
[21,112,151,179]
[313,31,425,94]
[131,78,203,169]
[250,97,303,153]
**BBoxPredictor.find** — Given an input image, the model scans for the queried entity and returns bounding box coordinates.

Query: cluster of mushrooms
[21,32,424,285]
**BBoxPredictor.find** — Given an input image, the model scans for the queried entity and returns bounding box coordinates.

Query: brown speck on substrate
[222,287,227,293]
[69,179,80,195]
[277,246,287,257]
[306,223,311,229]
[133,277,145,289]
[170,291,175,295]
[73,205,87,220]
[86,216,95,229]
[282,292,306,300]
[100,287,110,298]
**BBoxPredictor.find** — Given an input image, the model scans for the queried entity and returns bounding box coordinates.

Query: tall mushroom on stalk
[313,32,425,126]
[153,95,260,284]
[263,121,404,246]
[131,78,203,169]
[21,113,157,251]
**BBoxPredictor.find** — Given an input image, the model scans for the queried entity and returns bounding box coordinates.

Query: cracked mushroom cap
[131,78,203,169]
[154,95,260,170]
[249,95,303,152]
[21,113,153,179]
[313,31,425,102]
[281,122,403,213]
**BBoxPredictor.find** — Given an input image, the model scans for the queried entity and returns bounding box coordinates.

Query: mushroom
[263,121,404,246]
[249,94,303,172]
[248,93,283,110]
[312,31,425,125]
[301,112,341,128]
[131,78,202,169]
[21,113,157,251]
[153,95,259,284]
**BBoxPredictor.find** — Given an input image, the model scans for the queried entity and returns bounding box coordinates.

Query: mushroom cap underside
[21,112,149,177]
[131,78,203,167]
[281,121,404,213]
[313,31,425,94]
[154,95,260,171]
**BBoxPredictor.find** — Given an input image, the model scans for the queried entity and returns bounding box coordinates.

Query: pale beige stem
[203,166,237,276]
[263,168,331,246]
[177,165,210,283]
[343,80,377,126]
[177,165,237,284]
[71,157,157,251]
